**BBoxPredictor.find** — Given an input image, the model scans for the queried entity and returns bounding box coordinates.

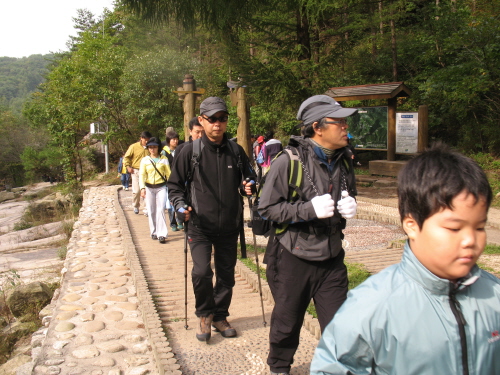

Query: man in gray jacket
[258,95,358,375]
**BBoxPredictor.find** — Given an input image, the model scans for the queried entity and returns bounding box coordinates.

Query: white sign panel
[396,112,418,153]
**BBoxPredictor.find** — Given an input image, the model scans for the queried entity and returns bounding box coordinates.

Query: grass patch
[346,262,372,290]
[57,246,68,260]
[477,262,500,277]
[484,244,500,255]
[354,168,370,175]
[0,321,39,364]
[468,152,500,208]
[22,186,57,201]
[13,220,32,231]
[238,246,372,319]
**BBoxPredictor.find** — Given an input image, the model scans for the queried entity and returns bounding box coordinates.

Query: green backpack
[251,146,303,236]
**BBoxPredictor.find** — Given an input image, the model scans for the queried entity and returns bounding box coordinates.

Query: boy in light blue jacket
[311,143,500,375]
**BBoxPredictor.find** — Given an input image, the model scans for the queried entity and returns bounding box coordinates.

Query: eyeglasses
[202,115,228,123]
[324,119,347,126]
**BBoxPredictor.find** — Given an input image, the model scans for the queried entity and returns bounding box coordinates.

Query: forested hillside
[0,55,53,112]
[0,0,499,190]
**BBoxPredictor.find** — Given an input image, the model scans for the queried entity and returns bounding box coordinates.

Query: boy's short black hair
[398,143,492,229]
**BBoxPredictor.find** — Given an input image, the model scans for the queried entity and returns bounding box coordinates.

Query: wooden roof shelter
[324,82,417,162]
[325,82,411,102]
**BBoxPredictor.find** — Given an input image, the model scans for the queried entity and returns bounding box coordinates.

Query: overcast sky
[0,0,116,58]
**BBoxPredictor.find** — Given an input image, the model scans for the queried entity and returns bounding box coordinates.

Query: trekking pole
[183,205,189,330]
[247,193,267,327]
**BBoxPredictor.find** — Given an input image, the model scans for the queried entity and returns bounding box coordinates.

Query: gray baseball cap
[200,97,229,117]
[297,95,357,127]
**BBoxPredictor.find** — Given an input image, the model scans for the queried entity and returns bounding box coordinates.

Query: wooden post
[418,105,428,152]
[236,86,251,157]
[387,97,397,161]
[183,74,196,142]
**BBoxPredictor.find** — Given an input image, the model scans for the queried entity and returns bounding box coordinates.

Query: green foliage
[121,48,197,136]
[20,146,64,183]
[468,152,500,202]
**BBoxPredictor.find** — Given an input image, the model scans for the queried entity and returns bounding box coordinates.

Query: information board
[396,112,418,153]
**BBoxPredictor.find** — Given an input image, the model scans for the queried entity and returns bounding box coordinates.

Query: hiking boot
[212,319,237,338]
[196,315,213,342]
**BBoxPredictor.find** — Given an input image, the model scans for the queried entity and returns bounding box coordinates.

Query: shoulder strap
[187,138,204,183]
[149,157,167,183]
[284,148,302,202]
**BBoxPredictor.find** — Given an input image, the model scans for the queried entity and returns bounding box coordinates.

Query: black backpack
[187,138,243,183]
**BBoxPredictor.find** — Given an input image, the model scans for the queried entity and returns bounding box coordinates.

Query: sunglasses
[202,115,229,123]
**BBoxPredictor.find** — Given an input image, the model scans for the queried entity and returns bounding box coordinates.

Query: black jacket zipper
[217,147,222,232]
[449,289,469,375]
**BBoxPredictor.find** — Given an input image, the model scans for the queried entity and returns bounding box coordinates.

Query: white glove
[337,191,357,218]
[311,194,335,219]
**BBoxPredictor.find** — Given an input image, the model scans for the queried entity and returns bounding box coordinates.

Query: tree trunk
[296,7,311,61]
[390,10,398,80]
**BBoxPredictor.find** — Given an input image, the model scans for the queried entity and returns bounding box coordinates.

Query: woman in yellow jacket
[139,137,171,243]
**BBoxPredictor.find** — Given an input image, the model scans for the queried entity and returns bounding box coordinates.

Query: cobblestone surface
[25,186,163,375]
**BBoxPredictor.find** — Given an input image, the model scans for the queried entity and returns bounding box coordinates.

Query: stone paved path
[119,190,318,375]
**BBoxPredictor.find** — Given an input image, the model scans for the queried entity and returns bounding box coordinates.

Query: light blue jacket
[311,242,500,375]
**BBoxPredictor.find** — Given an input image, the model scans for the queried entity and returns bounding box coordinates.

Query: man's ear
[402,215,419,240]
[312,121,321,135]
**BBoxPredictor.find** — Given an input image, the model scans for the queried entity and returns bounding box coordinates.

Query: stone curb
[355,211,401,227]
[112,188,180,375]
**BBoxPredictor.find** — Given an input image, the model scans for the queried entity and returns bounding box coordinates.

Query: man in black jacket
[258,95,358,375]
[167,97,255,342]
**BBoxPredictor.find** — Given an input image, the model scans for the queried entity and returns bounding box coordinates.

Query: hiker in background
[258,95,358,375]
[162,130,182,231]
[124,131,151,215]
[261,131,283,175]
[168,96,256,342]
[139,137,170,244]
[254,135,265,182]
[117,153,131,191]
[346,132,361,166]
[174,117,204,158]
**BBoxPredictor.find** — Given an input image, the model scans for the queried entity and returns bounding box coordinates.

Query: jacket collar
[288,136,345,170]
[400,241,481,295]
[201,133,228,151]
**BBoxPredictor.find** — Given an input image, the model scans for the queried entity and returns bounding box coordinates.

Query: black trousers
[188,224,239,321]
[266,237,348,373]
